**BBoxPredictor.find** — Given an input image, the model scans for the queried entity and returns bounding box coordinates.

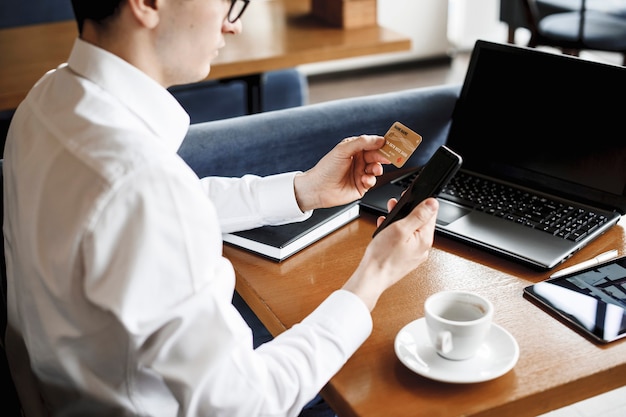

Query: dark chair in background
[519,0,626,64]
[500,0,588,43]
[500,1,626,47]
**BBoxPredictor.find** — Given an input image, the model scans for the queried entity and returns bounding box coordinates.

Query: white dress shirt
[3,39,372,417]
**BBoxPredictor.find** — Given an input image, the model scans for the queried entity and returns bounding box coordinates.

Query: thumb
[402,198,439,233]
[340,135,385,153]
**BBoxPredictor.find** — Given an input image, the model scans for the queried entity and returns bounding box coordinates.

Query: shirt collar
[67,38,191,152]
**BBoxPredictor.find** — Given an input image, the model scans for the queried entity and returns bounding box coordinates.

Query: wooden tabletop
[225,211,626,417]
[0,0,411,112]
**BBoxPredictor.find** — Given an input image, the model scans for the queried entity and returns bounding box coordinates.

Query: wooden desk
[0,0,411,113]
[225,212,626,417]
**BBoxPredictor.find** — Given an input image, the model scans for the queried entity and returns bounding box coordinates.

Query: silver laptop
[360,40,626,270]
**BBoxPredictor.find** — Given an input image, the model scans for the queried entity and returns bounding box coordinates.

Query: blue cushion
[170,69,308,124]
[0,0,74,28]
[179,84,460,179]
[262,69,308,111]
[169,80,248,124]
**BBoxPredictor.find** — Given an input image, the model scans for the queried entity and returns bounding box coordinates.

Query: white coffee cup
[424,290,494,361]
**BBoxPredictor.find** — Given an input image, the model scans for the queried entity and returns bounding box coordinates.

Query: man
[3,1,439,416]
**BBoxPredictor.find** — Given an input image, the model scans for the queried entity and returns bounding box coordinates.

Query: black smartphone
[372,145,462,237]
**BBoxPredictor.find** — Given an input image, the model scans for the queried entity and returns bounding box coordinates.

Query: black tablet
[523,255,626,344]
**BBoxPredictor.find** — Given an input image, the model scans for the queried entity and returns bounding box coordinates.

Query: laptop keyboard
[442,172,611,242]
[394,170,610,242]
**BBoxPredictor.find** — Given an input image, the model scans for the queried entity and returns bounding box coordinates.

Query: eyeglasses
[227,0,250,23]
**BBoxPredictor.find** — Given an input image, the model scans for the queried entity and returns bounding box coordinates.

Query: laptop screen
[446,41,626,214]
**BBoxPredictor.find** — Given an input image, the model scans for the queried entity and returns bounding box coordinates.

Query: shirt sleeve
[254,290,373,414]
[199,172,312,233]
[84,161,372,417]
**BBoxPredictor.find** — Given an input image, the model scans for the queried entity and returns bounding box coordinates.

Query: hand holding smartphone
[372,145,462,237]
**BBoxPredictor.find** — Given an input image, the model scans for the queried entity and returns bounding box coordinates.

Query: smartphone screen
[373,145,462,237]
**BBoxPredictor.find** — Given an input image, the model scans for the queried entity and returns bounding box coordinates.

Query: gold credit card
[378,121,422,168]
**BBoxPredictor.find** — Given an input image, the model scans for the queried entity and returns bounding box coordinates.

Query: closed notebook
[222,202,360,262]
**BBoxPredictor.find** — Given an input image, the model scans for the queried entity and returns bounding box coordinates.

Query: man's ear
[127,0,160,28]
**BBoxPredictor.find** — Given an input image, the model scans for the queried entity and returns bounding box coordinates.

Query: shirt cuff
[303,289,373,355]
[256,172,311,224]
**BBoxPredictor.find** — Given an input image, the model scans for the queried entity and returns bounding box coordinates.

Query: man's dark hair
[71,0,125,33]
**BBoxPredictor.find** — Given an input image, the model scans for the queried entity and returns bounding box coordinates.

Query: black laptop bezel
[447,40,626,215]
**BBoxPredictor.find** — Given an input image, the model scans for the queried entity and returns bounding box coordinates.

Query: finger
[386,197,398,213]
[376,215,386,227]
[364,152,391,166]
[375,198,398,227]
[341,135,385,153]
[363,162,384,176]
[359,173,377,192]
[403,198,439,233]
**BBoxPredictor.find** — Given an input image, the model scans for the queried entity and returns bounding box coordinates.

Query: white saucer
[394,317,519,384]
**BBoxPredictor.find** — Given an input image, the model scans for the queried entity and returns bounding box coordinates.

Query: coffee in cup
[424,290,493,360]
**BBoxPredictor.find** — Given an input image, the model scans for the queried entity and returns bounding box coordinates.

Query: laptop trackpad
[436,200,470,226]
